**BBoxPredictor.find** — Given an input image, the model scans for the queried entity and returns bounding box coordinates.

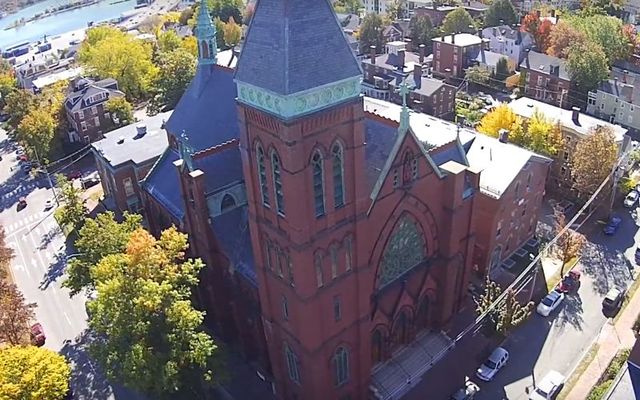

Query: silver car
[476,347,509,381]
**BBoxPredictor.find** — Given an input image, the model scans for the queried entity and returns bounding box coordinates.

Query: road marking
[34,226,41,236]
[17,220,23,227]
[62,312,72,326]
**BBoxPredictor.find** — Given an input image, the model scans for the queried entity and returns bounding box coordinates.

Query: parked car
[18,154,28,162]
[476,347,509,381]
[17,197,27,210]
[66,170,82,180]
[602,287,626,314]
[44,199,54,210]
[625,191,639,208]
[537,290,565,317]
[451,378,479,400]
[603,216,622,235]
[529,370,565,400]
[556,269,581,293]
[30,323,46,347]
[635,247,640,264]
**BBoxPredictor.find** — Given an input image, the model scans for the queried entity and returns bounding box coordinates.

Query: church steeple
[398,78,411,135]
[196,0,217,65]
[235,0,362,120]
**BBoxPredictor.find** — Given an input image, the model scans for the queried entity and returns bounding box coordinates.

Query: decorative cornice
[236,76,362,121]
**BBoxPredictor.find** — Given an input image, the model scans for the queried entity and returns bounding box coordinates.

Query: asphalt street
[0,129,144,400]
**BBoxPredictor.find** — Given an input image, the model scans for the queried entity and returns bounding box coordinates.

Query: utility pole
[33,147,60,206]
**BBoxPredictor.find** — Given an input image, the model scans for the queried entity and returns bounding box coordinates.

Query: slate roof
[364,118,398,191]
[599,79,640,105]
[92,111,172,168]
[475,50,506,69]
[362,51,421,72]
[519,51,570,81]
[64,77,124,112]
[413,77,448,97]
[143,149,185,221]
[613,59,640,76]
[194,145,244,196]
[235,0,362,95]
[482,25,527,43]
[211,206,257,286]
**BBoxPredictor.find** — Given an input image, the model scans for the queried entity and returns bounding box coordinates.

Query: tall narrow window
[344,236,353,271]
[257,145,269,207]
[334,347,349,386]
[282,295,289,320]
[333,296,341,321]
[287,254,295,286]
[275,246,283,277]
[264,240,272,270]
[332,143,345,208]
[271,151,285,215]
[315,253,324,288]
[330,245,338,279]
[284,343,301,384]
[312,151,325,217]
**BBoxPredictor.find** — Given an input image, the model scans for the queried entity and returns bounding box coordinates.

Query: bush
[585,348,630,400]
[619,176,637,194]
[587,380,612,400]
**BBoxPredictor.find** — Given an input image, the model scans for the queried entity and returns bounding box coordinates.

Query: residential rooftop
[519,50,569,80]
[432,33,484,47]
[92,111,172,168]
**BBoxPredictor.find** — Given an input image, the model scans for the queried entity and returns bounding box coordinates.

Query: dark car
[17,197,27,211]
[0,113,10,122]
[30,323,46,346]
[603,287,626,314]
[66,170,82,180]
[635,247,640,264]
[603,216,622,235]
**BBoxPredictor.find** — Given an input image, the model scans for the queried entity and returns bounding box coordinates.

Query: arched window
[334,347,349,386]
[208,42,214,58]
[200,40,209,59]
[220,193,236,213]
[392,311,410,347]
[312,151,325,217]
[256,145,269,207]
[402,151,412,184]
[330,244,338,279]
[379,215,426,287]
[344,235,353,272]
[332,143,345,208]
[282,295,289,320]
[371,329,384,364]
[315,253,324,288]
[271,151,285,215]
[416,297,430,332]
[527,173,532,191]
[411,158,419,180]
[284,343,301,384]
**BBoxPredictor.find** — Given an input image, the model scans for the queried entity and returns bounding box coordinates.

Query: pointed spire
[398,79,411,134]
[196,0,217,65]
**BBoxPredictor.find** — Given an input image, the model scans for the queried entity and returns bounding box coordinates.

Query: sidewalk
[564,284,640,399]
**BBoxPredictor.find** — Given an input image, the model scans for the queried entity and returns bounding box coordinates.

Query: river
[0,0,137,49]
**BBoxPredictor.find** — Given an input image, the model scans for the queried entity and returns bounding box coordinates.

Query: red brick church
[142,1,486,399]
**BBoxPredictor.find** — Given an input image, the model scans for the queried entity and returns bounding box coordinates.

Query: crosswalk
[1,182,40,199]
[3,211,56,234]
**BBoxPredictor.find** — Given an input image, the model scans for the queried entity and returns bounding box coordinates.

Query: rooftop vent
[117,137,125,144]
[135,124,147,137]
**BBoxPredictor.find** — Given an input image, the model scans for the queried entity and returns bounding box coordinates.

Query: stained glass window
[257,145,269,207]
[312,151,325,217]
[272,151,285,215]
[379,216,426,287]
[285,343,301,384]
[334,347,349,386]
[332,143,345,208]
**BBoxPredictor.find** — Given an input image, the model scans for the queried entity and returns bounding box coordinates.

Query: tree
[571,126,618,197]
[521,11,540,38]
[547,21,588,59]
[442,7,475,35]
[182,35,198,57]
[158,30,183,53]
[495,56,510,81]
[105,97,134,127]
[0,346,71,399]
[16,109,55,162]
[565,14,631,63]
[63,212,142,297]
[78,26,158,100]
[477,104,523,138]
[359,13,385,54]
[566,41,609,94]
[484,0,518,27]
[553,209,586,275]
[524,110,564,156]
[409,15,435,51]
[222,16,242,48]
[0,73,16,109]
[54,174,86,232]
[536,19,554,53]
[0,281,36,346]
[475,279,533,336]
[149,48,197,114]
[179,6,194,25]
[0,226,14,273]
[207,0,243,24]
[214,17,226,50]
[4,89,37,129]
[88,228,219,397]
[333,0,361,14]
[385,0,405,21]
[465,65,490,83]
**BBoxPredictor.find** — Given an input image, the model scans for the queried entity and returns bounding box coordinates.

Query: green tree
[465,65,490,83]
[222,16,242,48]
[4,89,37,129]
[88,228,220,397]
[16,109,55,162]
[78,26,158,100]
[571,126,618,197]
[553,209,586,275]
[484,0,518,27]
[63,212,142,297]
[207,0,243,24]
[0,281,36,345]
[524,110,564,156]
[333,0,361,14]
[149,48,197,114]
[359,13,385,54]
[0,73,16,109]
[385,0,405,20]
[214,17,226,49]
[54,174,86,232]
[409,15,435,51]
[565,14,631,63]
[441,7,475,35]
[0,346,71,400]
[158,30,183,53]
[566,41,609,93]
[495,56,510,81]
[475,279,533,336]
[182,35,198,57]
[105,97,134,127]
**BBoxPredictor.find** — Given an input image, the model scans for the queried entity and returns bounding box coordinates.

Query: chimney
[413,63,423,88]
[452,32,456,44]
[572,107,580,125]
[419,44,425,64]
[370,45,376,64]
[136,124,147,137]
[397,49,406,69]
[498,129,509,143]
[624,70,629,83]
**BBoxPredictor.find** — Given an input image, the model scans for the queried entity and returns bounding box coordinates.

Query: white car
[529,370,565,400]
[476,347,509,382]
[624,190,639,208]
[44,199,54,210]
[450,378,479,400]
[537,290,565,317]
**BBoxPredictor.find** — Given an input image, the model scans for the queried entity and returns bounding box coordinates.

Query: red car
[18,154,28,162]
[556,269,581,293]
[66,170,82,180]
[30,323,46,346]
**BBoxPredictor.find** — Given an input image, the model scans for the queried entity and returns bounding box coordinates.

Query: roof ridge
[193,138,239,158]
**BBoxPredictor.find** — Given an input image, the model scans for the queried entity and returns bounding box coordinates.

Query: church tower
[235,0,369,398]
[195,0,217,65]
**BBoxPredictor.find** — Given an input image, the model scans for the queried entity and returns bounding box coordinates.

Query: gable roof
[475,50,506,69]
[599,78,640,105]
[519,51,569,80]
[234,0,362,95]
[211,206,257,286]
[143,149,185,221]
[64,78,123,112]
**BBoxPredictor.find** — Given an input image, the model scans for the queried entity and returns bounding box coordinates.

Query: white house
[481,25,534,65]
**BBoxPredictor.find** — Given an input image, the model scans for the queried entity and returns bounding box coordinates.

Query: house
[474,49,507,74]
[383,20,411,44]
[143,1,482,399]
[64,77,125,143]
[361,42,457,119]
[91,111,172,215]
[31,66,83,93]
[509,97,630,196]
[519,50,571,109]
[586,64,640,132]
[432,33,485,78]
[363,0,408,15]
[481,25,534,65]
[15,56,73,89]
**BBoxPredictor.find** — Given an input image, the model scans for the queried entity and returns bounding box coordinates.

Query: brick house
[519,50,571,109]
[64,77,125,143]
[432,33,485,78]
[91,111,172,215]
